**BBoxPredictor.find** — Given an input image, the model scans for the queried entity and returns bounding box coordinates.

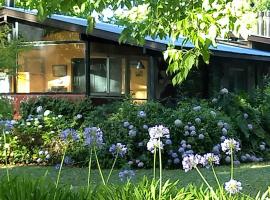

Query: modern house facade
[1,6,270,107]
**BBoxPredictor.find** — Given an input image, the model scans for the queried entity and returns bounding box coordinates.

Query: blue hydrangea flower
[174,119,183,127]
[193,106,201,111]
[165,139,172,145]
[173,158,180,164]
[76,114,83,119]
[128,129,137,137]
[64,156,74,165]
[123,121,130,128]
[84,127,104,148]
[171,152,178,158]
[195,118,201,124]
[137,111,146,118]
[109,143,127,157]
[198,134,205,140]
[143,124,148,130]
[119,170,135,181]
[137,162,144,167]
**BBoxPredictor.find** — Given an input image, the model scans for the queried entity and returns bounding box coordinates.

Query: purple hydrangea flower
[109,143,127,157]
[60,129,79,142]
[84,127,104,148]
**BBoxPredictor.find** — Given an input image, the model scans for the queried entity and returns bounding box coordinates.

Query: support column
[148,56,156,100]
[85,40,91,96]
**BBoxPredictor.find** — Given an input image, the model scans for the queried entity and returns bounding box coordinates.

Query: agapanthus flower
[224,179,242,194]
[119,170,135,181]
[221,138,241,155]
[220,88,229,95]
[148,125,170,139]
[182,154,202,172]
[60,128,79,142]
[84,127,104,148]
[202,153,220,168]
[39,150,44,155]
[137,111,146,118]
[174,119,183,127]
[147,139,164,153]
[109,143,127,157]
[36,106,43,113]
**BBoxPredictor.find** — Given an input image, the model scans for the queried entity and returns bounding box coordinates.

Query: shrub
[0,96,13,119]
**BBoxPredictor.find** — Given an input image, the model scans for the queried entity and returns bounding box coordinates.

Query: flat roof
[2,6,270,61]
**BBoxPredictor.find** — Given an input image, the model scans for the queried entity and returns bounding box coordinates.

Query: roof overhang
[1,7,270,61]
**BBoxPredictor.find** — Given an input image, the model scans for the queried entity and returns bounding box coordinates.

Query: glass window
[0,72,13,93]
[228,67,248,92]
[90,58,107,93]
[90,57,124,95]
[18,23,80,42]
[130,60,148,100]
[17,43,85,93]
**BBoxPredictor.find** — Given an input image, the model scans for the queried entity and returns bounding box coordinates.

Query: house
[1,6,270,110]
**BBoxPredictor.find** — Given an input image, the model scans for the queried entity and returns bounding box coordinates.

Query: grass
[1,162,270,197]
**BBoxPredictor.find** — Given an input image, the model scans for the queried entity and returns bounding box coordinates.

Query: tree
[0,25,27,73]
[16,0,246,85]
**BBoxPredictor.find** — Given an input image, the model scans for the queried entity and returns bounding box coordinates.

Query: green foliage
[0,96,13,119]
[254,0,270,11]
[15,0,244,85]
[0,25,28,73]
[0,176,264,200]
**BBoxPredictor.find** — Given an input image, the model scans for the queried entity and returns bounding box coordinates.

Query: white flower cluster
[221,139,240,155]
[224,179,242,194]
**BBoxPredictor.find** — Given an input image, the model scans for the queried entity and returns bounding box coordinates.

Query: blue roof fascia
[4,6,270,58]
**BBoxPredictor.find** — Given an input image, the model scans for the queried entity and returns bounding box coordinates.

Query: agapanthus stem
[211,165,222,192]
[106,151,118,184]
[3,130,9,182]
[54,145,66,200]
[158,138,162,200]
[153,147,156,180]
[87,148,93,192]
[195,167,218,200]
[94,147,105,185]
[230,148,234,180]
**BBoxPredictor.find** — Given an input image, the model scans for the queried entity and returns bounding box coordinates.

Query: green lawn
[2,162,270,197]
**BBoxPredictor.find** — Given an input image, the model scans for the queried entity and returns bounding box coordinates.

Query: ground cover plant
[1,87,270,199]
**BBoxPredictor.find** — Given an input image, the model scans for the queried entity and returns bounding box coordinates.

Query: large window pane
[17,43,85,93]
[18,23,80,41]
[130,60,148,100]
[0,72,13,93]
[109,58,123,94]
[90,58,107,93]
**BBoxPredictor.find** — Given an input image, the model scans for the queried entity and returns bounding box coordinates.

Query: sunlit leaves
[15,0,245,85]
